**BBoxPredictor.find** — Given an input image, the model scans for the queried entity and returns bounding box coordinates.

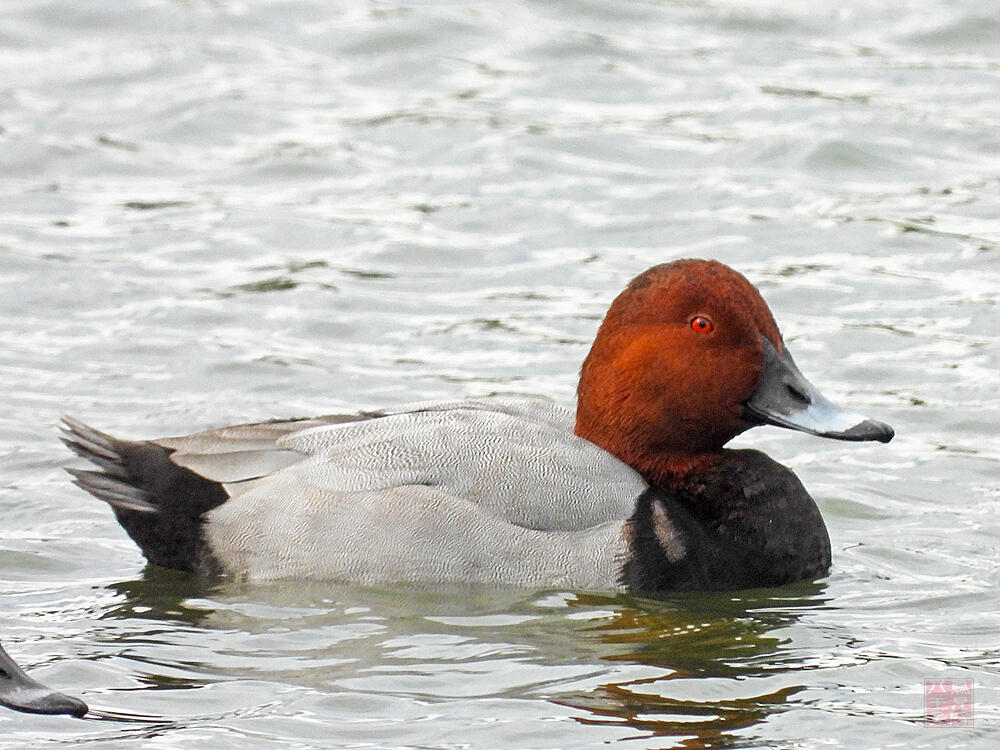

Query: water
[1,0,998,747]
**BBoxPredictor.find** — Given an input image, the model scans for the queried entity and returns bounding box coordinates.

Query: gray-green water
[2,1,998,747]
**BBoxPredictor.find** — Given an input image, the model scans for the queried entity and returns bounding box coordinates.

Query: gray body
[67,398,649,587]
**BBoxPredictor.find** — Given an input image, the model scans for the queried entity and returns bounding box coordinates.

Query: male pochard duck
[64,259,893,593]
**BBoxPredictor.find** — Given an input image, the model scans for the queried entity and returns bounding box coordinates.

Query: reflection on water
[590,590,823,672]
[570,684,804,750]
[102,570,224,627]
[562,586,828,748]
[79,569,836,748]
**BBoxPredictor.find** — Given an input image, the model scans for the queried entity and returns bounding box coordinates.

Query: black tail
[61,416,226,575]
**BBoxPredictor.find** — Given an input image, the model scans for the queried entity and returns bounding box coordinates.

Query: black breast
[619,449,832,593]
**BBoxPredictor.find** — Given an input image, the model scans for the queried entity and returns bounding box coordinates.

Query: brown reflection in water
[557,583,828,749]
[567,683,803,750]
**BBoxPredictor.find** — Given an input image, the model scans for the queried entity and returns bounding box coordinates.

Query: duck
[62,259,893,593]
[0,641,87,717]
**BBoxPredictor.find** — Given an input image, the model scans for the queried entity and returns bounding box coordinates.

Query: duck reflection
[101,567,222,627]
[90,567,828,746]
[557,581,829,749]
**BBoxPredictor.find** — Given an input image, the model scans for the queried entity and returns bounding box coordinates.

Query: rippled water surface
[2,1,998,747]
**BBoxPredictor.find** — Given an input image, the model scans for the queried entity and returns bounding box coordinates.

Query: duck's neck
[574,418,723,490]
[629,449,724,489]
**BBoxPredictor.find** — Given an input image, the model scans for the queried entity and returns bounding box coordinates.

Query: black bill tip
[834,418,894,443]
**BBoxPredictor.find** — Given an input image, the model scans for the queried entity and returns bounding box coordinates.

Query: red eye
[690,315,714,333]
